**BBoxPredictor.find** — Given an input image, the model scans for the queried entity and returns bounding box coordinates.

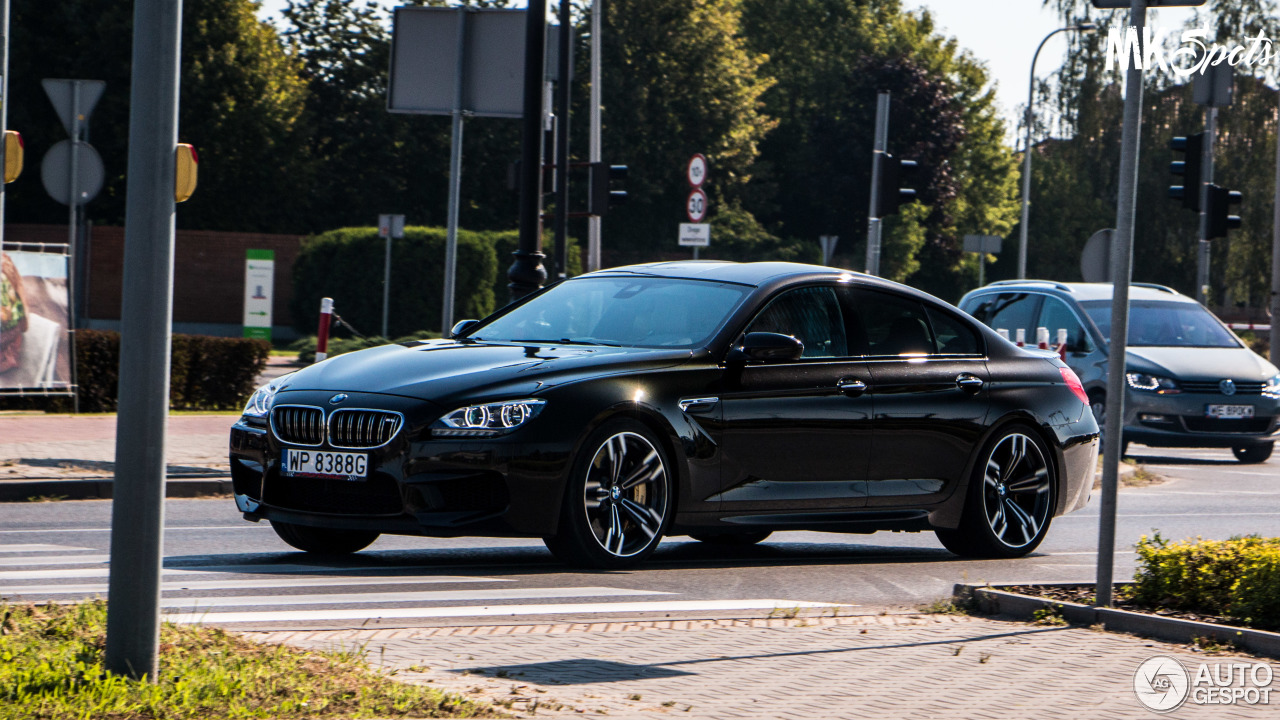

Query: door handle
[837,379,868,397]
[956,373,984,393]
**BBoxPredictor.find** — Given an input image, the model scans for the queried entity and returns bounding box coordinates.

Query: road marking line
[0,544,93,553]
[165,599,840,624]
[0,526,266,535]
[0,575,513,598]
[0,554,109,567]
[157,586,670,610]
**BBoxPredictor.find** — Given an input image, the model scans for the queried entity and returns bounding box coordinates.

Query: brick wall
[4,224,304,328]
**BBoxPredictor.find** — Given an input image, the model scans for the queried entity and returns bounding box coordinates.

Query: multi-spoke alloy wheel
[935,425,1056,559]
[979,433,1051,550]
[544,420,672,568]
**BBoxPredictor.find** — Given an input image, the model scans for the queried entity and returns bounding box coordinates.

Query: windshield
[1080,300,1240,348]
[470,276,752,348]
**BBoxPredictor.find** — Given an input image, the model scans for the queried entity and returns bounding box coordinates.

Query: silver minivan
[959,281,1280,463]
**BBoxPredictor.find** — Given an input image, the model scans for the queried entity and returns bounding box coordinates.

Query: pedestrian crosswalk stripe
[0,575,513,600]
[0,554,110,567]
[159,586,669,611]
[165,599,840,624]
[0,544,94,553]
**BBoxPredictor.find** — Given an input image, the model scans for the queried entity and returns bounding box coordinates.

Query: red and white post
[315,297,333,363]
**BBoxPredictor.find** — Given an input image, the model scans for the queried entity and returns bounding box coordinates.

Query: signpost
[1080,229,1114,283]
[243,250,274,341]
[678,223,710,248]
[377,214,405,338]
[683,154,709,258]
[963,234,1002,287]
[687,154,707,187]
[819,235,839,266]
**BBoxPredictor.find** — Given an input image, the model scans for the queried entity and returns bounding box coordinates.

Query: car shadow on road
[1125,452,1246,467]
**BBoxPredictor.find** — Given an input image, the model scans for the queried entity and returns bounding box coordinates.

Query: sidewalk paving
[251,612,1273,719]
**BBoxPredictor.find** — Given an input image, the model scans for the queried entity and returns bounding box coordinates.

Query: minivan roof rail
[985,279,1073,292]
[1130,282,1179,294]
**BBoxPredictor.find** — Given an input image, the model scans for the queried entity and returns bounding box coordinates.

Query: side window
[962,294,998,324]
[849,290,934,356]
[745,286,848,359]
[986,292,1042,343]
[1038,297,1093,352]
[926,307,982,355]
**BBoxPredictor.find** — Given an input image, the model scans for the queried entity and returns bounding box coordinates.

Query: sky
[257,0,1203,133]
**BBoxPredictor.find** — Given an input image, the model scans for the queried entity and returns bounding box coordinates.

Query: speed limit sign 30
[686,188,708,223]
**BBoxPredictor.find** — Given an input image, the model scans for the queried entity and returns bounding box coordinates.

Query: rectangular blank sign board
[389,7,526,118]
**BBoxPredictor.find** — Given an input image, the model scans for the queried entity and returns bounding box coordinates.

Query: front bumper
[229,390,574,538]
[1123,389,1280,448]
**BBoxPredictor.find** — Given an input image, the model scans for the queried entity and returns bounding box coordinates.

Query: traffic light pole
[510,0,548,302]
[1272,91,1280,367]
[587,0,602,272]
[1196,106,1217,305]
[864,92,889,277]
[552,0,571,281]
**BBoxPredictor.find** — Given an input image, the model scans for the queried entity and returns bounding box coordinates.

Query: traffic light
[1206,184,1242,239]
[589,162,627,216]
[1168,133,1203,211]
[876,153,918,218]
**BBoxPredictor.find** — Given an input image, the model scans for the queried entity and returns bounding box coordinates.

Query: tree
[6,0,311,232]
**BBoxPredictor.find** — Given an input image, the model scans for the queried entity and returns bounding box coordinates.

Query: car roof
[584,260,903,291]
[968,281,1198,304]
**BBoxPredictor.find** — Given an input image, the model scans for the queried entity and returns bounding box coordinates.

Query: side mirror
[450,319,479,339]
[737,332,804,362]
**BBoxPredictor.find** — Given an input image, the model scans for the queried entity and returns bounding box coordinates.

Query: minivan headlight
[1125,373,1181,394]
[432,399,546,437]
[1264,374,1280,399]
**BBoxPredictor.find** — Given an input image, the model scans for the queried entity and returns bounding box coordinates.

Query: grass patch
[0,600,498,719]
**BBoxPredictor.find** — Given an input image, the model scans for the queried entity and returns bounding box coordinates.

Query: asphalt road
[2,444,1276,631]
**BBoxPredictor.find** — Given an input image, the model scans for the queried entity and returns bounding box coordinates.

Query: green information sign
[243,249,275,342]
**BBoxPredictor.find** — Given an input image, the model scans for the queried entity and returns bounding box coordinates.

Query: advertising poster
[243,249,274,341]
[0,247,72,391]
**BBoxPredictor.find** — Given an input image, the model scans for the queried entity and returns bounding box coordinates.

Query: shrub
[1132,533,1280,630]
[290,226,499,338]
[288,330,440,364]
[483,229,580,313]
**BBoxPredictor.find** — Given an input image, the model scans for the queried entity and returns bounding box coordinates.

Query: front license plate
[282,449,368,480]
[1206,404,1254,420]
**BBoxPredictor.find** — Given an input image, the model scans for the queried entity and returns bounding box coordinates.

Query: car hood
[1126,346,1280,382]
[277,339,694,401]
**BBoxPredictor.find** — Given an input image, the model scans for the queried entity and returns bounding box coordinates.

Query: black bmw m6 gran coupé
[229,261,1099,568]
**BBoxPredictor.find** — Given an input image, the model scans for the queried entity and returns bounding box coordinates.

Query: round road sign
[40,140,104,207]
[686,188,708,222]
[687,154,708,187]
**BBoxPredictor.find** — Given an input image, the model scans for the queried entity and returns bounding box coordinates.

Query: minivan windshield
[1079,300,1240,348]
[469,276,751,348]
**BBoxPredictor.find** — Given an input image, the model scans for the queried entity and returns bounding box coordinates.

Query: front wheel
[543,419,673,569]
[270,520,379,555]
[935,425,1056,559]
[1233,442,1274,464]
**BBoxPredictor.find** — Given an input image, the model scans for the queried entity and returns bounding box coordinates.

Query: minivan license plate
[282,449,368,479]
[1206,404,1254,420]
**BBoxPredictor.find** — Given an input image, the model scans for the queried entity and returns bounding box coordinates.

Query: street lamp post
[1018,23,1097,280]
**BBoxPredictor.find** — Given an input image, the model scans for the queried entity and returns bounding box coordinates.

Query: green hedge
[1132,534,1280,630]
[290,226,502,337]
[0,330,269,413]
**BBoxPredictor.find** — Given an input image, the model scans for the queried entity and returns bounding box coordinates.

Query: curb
[954,582,1280,659]
[0,476,233,502]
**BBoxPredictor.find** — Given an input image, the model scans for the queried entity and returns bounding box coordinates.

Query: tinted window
[1080,300,1241,348]
[927,307,981,355]
[986,293,1041,344]
[1038,297,1093,352]
[746,286,848,358]
[472,276,750,348]
[849,290,934,356]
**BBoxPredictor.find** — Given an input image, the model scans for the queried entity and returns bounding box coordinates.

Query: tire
[688,530,773,546]
[1090,393,1128,459]
[543,419,674,569]
[1232,442,1274,464]
[935,424,1056,559]
[270,520,379,555]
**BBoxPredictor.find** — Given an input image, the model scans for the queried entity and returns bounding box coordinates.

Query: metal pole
[1097,0,1146,609]
[442,9,467,333]
[381,230,391,338]
[1271,93,1280,366]
[1020,28,1070,280]
[1196,106,1217,306]
[552,0,571,280]
[105,0,182,680]
[864,92,889,276]
[979,251,986,287]
[509,0,549,302]
[67,83,81,413]
[587,0,602,272]
[0,0,8,250]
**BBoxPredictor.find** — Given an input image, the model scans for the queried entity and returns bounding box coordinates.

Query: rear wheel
[1232,442,1273,464]
[936,425,1056,559]
[688,530,772,546]
[270,520,379,555]
[543,419,673,569]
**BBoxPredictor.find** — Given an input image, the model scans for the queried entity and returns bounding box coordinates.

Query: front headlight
[242,375,290,418]
[432,399,546,437]
[1125,372,1181,394]
[1263,374,1280,399]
